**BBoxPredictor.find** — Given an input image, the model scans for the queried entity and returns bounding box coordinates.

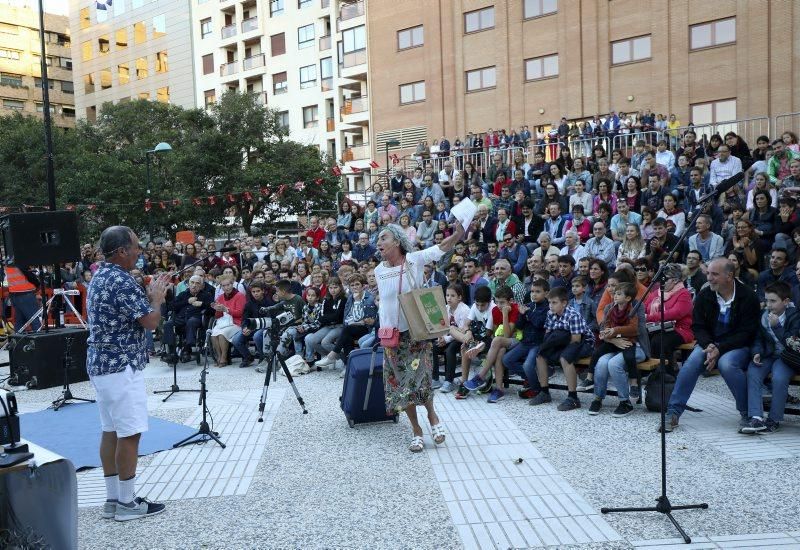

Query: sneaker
[529,391,552,406]
[612,400,634,417]
[431,379,443,390]
[463,375,485,392]
[239,358,253,369]
[764,418,780,433]
[315,355,336,368]
[102,500,117,519]
[557,396,581,411]
[477,372,494,394]
[588,398,603,415]
[740,417,767,434]
[736,415,750,433]
[517,387,537,399]
[339,367,347,379]
[576,378,594,392]
[454,385,470,400]
[114,497,166,522]
[466,341,485,356]
[487,389,505,403]
[658,414,679,433]
[440,381,455,393]
[629,385,641,401]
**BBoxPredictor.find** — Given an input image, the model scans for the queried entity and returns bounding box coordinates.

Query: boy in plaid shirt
[530,286,595,411]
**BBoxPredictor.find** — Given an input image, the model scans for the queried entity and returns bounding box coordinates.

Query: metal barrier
[529,140,566,163]
[774,112,800,138]
[568,136,611,159]
[611,131,662,156]
[674,117,770,150]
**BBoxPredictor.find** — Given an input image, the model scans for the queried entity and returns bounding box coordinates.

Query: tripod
[257,328,308,422]
[173,329,225,449]
[154,312,200,402]
[598,175,744,542]
[52,335,95,411]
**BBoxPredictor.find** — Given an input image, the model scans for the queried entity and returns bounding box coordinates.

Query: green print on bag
[418,292,446,329]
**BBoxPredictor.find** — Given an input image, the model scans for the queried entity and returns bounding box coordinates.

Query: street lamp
[385,139,400,187]
[145,142,172,240]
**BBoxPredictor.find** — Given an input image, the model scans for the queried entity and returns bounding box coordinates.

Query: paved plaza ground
[5,348,800,550]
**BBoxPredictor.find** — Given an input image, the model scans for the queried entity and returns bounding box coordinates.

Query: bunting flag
[208,196,217,206]
[369,160,379,168]
[192,198,203,206]
[260,187,271,196]
[277,184,287,197]
[66,204,76,211]
[144,199,152,212]
[351,166,362,174]
[389,153,399,165]
[294,181,305,191]
[331,166,342,176]
[87,204,97,210]
[172,199,181,206]
[226,193,237,203]
[314,178,323,186]
[243,191,253,201]
[159,201,166,210]
[95,0,112,10]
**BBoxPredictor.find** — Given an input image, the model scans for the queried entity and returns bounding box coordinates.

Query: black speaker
[8,328,89,389]
[0,211,80,266]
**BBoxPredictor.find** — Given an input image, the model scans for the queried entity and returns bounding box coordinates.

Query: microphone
[54,289,80,296]
[699,172,744,203]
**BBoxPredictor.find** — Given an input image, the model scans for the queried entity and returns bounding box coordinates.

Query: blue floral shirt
[86,263,153,376]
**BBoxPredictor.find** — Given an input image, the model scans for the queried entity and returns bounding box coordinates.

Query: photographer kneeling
[254,280,305,374]
[315,273,377,374]
[231,280,273,368]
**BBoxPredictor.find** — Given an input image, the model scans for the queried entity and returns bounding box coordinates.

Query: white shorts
[90,367,149,438]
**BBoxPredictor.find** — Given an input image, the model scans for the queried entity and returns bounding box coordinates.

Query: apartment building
[68,0,196,121]
[367,0,800,159]
[191,0,370,190]
[0,3,74,127]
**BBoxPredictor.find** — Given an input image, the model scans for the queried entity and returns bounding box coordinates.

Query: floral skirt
[383,334,433,413]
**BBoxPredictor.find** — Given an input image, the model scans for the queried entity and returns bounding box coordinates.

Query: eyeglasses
[635,267,649,272]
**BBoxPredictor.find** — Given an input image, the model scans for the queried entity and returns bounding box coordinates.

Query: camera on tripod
[244,302,295,332]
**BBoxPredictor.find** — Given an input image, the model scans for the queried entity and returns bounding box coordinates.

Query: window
[342,25,365,53]
[80,41,92,61]
[524,0,557,19]
[202,54,214,75]
[278,110,289,129]
[60,58,72,70]
[270,0,284,16]
[118,63,130,85]
[138,92,149,100]
[134,22,146,45]
[0,49,21,60]
[690,18,735,50]
[35,103,55,114]
[98,35,110,54]
[97,8,107,23]
[298,24,314,49]
[34,77,53,89]
[80,7,90,29]
[1,73,23,87]
[303,105,318,128]
[525,54,558,81]
[200,18,212,38]
[271,33,285,56]
[273,71,287,94]
[299,0,312,7]
[465,66,496,92]
[156,87,170,103]
[3,99,24,110]
[0,23,19,35]
[61,80,74,94]
[84,74,94,94]
[464,7,494,33]
[153,15,166,39]
[100,68,112,90]
[611,35,651,65]
[300,64,316,89]
[156,51,168,73]
[116,29,128,49]
[204,89,216,107]
[114,0,126,16]
[62,107,75,118]
[397,25,423,50]
[320,57,333,78]
[399,81,425,104]
[136,57,148,79]
[691,99,736,125]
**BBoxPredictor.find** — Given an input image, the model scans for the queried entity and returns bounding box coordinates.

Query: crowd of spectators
[35,120,800,434]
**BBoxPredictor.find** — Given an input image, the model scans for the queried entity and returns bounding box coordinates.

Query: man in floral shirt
[87,226,170,522]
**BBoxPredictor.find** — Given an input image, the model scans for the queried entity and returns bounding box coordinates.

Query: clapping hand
[147,273,171,305]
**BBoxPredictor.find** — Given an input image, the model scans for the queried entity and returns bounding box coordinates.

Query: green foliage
[0,92,340,239]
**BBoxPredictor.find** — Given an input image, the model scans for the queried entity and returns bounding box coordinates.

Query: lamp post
[145,142,172,241]
[385,139,400,190]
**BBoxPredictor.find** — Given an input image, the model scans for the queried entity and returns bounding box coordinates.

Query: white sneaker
[440,381,455,393]
[315,356,336,368]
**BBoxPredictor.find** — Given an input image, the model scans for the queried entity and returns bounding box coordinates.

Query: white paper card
[450,197,477,233]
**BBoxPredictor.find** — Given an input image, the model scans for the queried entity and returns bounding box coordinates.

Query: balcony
[242,16,258,33]
[342,49,366,69]
[319,35,331,50]
[326,117,335,132]
[257,91,268,105]
[340,96,369,125]
[339,1,364,21]
[345,142,370,161]
[243,53,265,71]
[220,61,238,77]
[321,77,333,91]
[221,24,237,39]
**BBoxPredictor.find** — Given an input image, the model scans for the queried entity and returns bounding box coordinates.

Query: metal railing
[219,61,238,77]
[243,53,264,71]
[673,117,770,150]
[321,77,333,91]
[341,49,367,69]
[611,131,661,155]
[319,35,331,50]
[326,117,335,132]
[339,0,364,21]
[345,143,370,161]
[221,24,237,39]
[774,112,800,138]
[241,16,258,33]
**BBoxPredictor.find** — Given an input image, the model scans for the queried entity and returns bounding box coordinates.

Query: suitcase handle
[363,349,377,411]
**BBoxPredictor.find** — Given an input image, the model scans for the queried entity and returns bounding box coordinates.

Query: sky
[0,0,69,15]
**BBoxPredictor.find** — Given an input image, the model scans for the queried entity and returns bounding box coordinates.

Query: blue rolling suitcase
[340,347,399,428]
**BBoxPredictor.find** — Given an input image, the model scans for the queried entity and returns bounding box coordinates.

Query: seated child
[502,278,550,400]
[433,284,471,393]
[450,285,495,399]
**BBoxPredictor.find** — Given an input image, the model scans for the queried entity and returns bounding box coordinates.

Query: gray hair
[537,231,551,244]
[379,224,417,255]
[565,229,579,240]
[99,225,134,257]
[662,263,684,281]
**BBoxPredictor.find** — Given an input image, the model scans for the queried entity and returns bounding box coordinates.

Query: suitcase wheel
[392,416,399,423]
[347,418,355,428]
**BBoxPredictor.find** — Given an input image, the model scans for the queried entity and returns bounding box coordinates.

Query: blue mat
[19,403,197,470]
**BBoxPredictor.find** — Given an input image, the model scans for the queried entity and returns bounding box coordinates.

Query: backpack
[644,369,676,413]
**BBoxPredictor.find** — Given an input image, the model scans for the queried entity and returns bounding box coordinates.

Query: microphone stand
[598,176,744,542]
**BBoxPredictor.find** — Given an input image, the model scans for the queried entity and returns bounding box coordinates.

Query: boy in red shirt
[463,286,519,402]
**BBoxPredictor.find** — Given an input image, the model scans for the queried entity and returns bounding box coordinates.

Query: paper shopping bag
[399,287,450,341]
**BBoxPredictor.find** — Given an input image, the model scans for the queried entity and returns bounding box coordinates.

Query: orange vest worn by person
[5,266,36,293]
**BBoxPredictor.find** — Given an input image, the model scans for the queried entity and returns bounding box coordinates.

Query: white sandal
[431,424,446,445]
[409,436,424,453]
